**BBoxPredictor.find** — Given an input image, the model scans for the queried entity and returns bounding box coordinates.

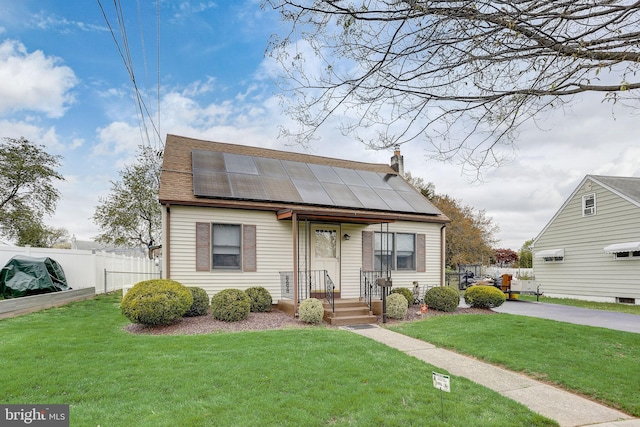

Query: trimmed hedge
[423,286,460,312]
[184,287,210,317]
[121,279,193,326]
[386,293,408,319]
[464,285,506,308]
[211,289,251,322]
[299,298,324,324]
[245,287,272,313]
[390,287,414,307]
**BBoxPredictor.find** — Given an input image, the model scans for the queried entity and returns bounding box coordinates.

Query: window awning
[603,242,640,254]
[534,249,564,258]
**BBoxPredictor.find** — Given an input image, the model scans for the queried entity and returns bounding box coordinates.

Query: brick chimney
[390,144,404,177]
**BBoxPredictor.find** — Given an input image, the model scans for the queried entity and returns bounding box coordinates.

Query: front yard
[1,293,555,426]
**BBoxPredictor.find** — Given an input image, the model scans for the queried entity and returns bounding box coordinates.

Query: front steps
[323,298,378,326]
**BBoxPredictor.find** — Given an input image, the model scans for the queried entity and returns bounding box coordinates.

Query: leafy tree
[493,248,519,268]
[0,137,64,242]
[430,193,498,269]
[93,146,161,255]
[16,221,69,248]
[518,238,534,268]
[267,1,640,172]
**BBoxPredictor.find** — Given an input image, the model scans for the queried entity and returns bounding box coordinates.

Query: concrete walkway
[344,325,638,427]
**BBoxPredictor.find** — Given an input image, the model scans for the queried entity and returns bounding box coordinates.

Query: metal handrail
[324,271,335,314]
[360,270,386,311]
[279,270,336,311]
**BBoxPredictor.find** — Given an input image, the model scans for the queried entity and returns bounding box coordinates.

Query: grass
[390,313,640,417]
[517,294,640,315]
[0,293,556,427]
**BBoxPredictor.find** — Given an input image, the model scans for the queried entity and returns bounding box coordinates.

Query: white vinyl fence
[0,245,160,294]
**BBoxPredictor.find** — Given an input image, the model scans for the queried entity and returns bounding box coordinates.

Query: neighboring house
[158,134,449,315]
[533,175,640,304]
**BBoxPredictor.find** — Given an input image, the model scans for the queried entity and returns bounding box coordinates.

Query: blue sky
[1,0,639,251]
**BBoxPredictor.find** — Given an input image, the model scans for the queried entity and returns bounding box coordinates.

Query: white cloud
[0,39,77,118]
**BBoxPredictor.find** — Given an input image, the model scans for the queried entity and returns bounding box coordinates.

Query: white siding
[166,205,443,301]
[534,180,640,302]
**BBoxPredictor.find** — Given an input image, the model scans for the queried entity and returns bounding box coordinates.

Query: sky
[0,0,639,251]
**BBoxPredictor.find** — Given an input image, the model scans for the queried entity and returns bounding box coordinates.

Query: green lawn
[0,293,555,427]
[517,295,640,315]
[390,313,640,417]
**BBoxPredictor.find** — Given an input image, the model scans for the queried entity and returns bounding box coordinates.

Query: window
[212,224,241,269]
[614,251,640,260]
[542,256,564,263]
[374,232,416,271]
[582,193,596,216]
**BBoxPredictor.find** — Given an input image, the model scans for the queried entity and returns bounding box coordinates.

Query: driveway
[487,299,640,334]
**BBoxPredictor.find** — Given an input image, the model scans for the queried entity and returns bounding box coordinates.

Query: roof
[533,174,640,245]
[159,134,448,224]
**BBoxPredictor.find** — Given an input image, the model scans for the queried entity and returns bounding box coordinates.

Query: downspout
[293,212,299,316]
[165,203,171,279]
[440,224,446,287]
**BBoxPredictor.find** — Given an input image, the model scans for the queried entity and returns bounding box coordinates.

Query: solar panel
[228,173,267,199]
[282,160,316,180]
[261,176,303,203]
[190,149,440,216]
[308,163,342,183]
[193,170,232,198]
[255,157,288,177]
[292,179,334,205]
[223,153,258,175]
[322,182,364,208]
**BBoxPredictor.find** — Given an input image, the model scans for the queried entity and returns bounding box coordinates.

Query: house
[533,175,640,304]
[158,134,449,320]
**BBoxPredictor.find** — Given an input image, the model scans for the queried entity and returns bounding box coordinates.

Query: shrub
[121,279,193,326]
[386,293,408,319]
[424,286,460,312]
[211,289,251,322]
[464,285,506,308]
[184,287,209,317]
[298,298,324,324]
[245,287,272,313]
[390,287,414,306]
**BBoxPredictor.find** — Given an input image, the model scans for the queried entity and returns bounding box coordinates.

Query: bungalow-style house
[158,134,449,323]
[533,175,640,304]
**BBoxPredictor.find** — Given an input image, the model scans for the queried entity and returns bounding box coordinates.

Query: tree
[0,137,64,242]
[93,146,161,255]
[16,221,70,248]
[518,238,534,268]
[430,193,498,269]
[493,248,519,268]
[266,1,640,172]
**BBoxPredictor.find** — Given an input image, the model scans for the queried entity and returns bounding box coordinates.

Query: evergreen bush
[390,287,414,306]
[464,285,506,308]
[386,293,408,319]
[298,298,324,324]
[184,287,209,317]
[211,289,251,322]
[423,286,460,312]
[121,279,192,326]
[245,287,272,312]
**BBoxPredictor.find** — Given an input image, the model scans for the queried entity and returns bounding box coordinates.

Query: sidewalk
[344,325,639,427]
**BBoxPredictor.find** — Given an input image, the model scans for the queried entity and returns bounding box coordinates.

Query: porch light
[343,233,350,241]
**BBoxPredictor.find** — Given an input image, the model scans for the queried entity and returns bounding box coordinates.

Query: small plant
[184,287,209,317]
[245,287,272,312]
[464,285,506,308]
[211,289,251,322]
[390,287,414,306]
[424,286,460,312]
[298,298,324,324]
[386,293,408,319]
[121,279,193,326]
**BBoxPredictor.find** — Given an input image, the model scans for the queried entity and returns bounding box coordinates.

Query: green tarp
[0,256,70,298]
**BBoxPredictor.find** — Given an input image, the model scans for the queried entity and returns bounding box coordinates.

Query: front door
[311,225,340,293]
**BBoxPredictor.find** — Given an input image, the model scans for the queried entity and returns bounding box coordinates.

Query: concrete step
[328,314,378,326]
